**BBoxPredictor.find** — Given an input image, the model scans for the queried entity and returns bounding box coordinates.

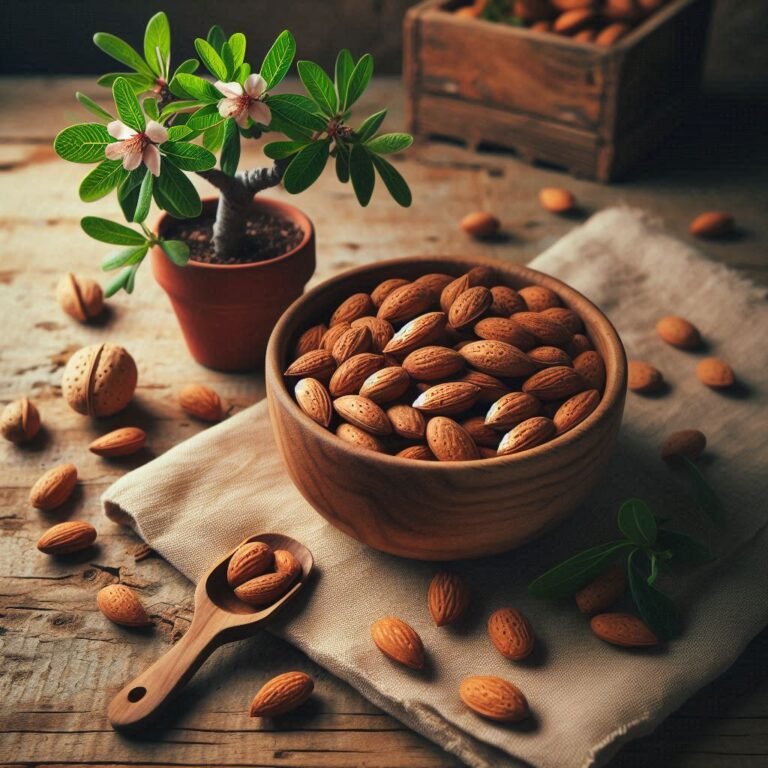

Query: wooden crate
[403,0,713,181]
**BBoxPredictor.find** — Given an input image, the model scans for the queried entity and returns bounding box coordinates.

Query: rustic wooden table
[1,76,766,768]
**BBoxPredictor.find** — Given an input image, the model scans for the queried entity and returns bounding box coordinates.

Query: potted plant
[53,13,413,371]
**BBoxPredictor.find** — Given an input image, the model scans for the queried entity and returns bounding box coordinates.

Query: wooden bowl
[265,255,627,560]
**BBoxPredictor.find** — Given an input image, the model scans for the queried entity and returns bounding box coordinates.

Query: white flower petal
[214,80,243,99]
[104,142,125,160]
[234,111,250,129]
[248,101,271,126]
[143,144,162,177]
[107,120,136,140]
[218,98,241,119]
[244,73,267,99]
[122,149,143,171]
[145,120,168,144]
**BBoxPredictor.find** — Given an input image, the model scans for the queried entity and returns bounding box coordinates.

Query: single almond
[295,378,333,427]
[655,315,701,349]
[489,285,526,315]
[413,382,480,416]
[596,21,629,45]
[485,392,541,431]
[294,323,327,357]
[459,676,529,722]
[320,322,351,352]
[428,572,470,627]
[331,325,373,364]
[1,397,42,444]
[285,349,337,381]
[474,317,536,350]
[377,283,434,324]
[460,340,536,378]
[488,607,535,660]
[37,520,96,555]
[371,278,410,308]
[628,360,664,393]
[414,272,454,298]
[460,211,500,239]
[179,383,226,422]
[522,366,586,400]
[403,346,465,381]
[360,366,411,403]
[529,346,572,368]
[426,416,480,461]
[56,272,104,322]
[467,265,498,287]
[696,357,734,388]
[250,671,314,717]
[96,584,151,627]
[518,285,561,312]
[553,389,600,434]
[329,353,385,397]
[89,427,146,457]
[334,395,392,436]
[448,286,493,329]
[660,429,706,461]
[575,566,626,614]
[29,463,78,510]
[689,211,734,239]
[573,350,606,390]
[568,333,593,357]
[371,617,425,669]
[590,613,659,647]
[396,444,435,460]
[497,416,555,455]
[234,570,295,607]
[336,423,386,452]
[511,312,571,346]
[538,187,575,214]
[440,274,472,314]
[541,306,583,334]
[351,316,395,353]
[553,8,595,32]
[330,292,375,326]
[383,312,447,356]
[273,549,302,581]
[387,404,427,440]
[227,541,274,588]
[459,370,509,403]
[461,416,501,448]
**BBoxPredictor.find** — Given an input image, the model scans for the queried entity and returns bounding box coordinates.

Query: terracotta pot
[151,197,315,372]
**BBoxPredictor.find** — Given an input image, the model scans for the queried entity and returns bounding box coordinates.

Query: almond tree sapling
[54,13,413,296]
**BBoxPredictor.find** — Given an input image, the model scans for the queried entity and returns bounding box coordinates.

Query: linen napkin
[103,208,768,768]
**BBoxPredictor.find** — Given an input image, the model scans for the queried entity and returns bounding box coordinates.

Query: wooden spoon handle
[107,609,226,731]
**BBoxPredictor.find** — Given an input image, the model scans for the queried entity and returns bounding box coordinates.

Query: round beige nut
[460,212,500,239]
[56,273,104,322]
[1,397,41,443]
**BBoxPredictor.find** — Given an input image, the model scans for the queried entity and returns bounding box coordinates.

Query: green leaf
[207,24,226,53]
[628,550,680,641]
[166,125,195,141]
[143,97,159,121]
[263,140,308,160]
[195,38,228,81]
[234,63,251,83]
[161,141,216,171]
[133,171,153,223]
[283,140,331,194]
[81,216,147,245]
[336,146,350,183]
[117,169,145,220]
[267,93,327,135]
[54,123,112,164]
[345,53,373,110]
[366,132,413,155]
[159,239,190,266]
[220,119,241,175]
[97,72,154,93]
[528,541,634,599]
[93,33,155,78]
[335,48,355,109]
[229,33,246,69]
[102,244,148,272]
[372,155,412,207]
[125,265,139,294]
[144,12,171,78]
[203,122,226,152]
[75,92,114,122]
[174,58,200,76]
[681,457,725,526]
[297,60,337,116]
[187,105,225,132]
[657,530,714,565]
[349,144,375,206]
[356,109,386,142]
[174,74,222,103]
[105,266,134,296]
[618,498,657,547]
[113,77,145,131]
[261,30,296,90]
[154,161,202,218]
[220,42,235,79]
[159,100,199,122]
[79,159,126,202]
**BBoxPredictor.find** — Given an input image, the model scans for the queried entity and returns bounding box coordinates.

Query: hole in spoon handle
[127,686,147,703]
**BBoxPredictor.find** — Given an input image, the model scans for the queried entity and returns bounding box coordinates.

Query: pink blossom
[215,74,271,129]
[104,120,168,176]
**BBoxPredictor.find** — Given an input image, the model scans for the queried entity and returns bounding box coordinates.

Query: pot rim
[267,253,628,471]
[154,195,314,272]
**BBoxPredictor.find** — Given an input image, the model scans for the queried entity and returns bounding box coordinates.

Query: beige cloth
[103,209,768,768]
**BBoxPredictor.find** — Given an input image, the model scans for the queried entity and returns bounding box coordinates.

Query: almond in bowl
[266,256,626,560]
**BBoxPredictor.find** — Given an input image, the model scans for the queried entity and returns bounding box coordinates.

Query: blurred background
[1,0,766,95]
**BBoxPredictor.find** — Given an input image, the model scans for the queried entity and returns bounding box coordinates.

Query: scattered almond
[96,584,151,627]
[627,360,664,393]
[460,211,500,239]
[575,566,626,614]
[250,671,314,717]
[56,272,104,323]
[538,187,575,214]
[1,397,41,444]
[234,570,295,607]
[498,416,556,455]
[295,378,333,427]
[227,541,274,588]
[427,416,481,461]
[371,617,425,669]
[590,613,659,647]
[554,389,600,434]
[428,572,470,627]
[37,520,96,555]
[179,383,226,422]
[488,608,535,660]
[656,315,701,349]
[459,676,529,722]
[689,211,734,239]
[696,357,734,389]
[89,427,146,457]
[660,429,706,461]
[29,463,78,511]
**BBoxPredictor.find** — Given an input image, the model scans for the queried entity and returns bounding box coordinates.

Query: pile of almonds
[226,539,302,607]
[285,266,606,461]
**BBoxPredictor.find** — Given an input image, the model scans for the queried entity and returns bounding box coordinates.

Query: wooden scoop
[108,533,313,732]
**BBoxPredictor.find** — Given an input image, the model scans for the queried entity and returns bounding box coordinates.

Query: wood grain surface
[1,76,766,767]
